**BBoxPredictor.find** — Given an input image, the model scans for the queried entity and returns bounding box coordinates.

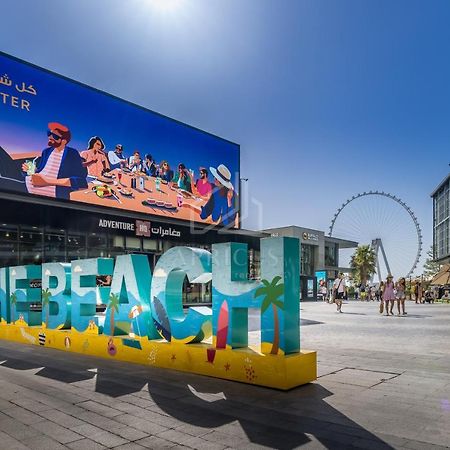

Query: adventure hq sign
[0,236,316,390]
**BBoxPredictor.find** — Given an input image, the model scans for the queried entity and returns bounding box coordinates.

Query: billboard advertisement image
[0,52,240,228]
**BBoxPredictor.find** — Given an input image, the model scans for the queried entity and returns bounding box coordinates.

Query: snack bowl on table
[146,198,157,205]
[155,200,165,207]
[119,188,133,197]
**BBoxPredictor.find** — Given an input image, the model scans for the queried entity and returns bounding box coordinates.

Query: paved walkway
[0,301,449,449]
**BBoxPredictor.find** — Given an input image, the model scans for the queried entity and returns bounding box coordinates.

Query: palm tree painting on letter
[41,288,52,328]
[107,293,120,337]
[10,292,17,324]
[254,276,284,355]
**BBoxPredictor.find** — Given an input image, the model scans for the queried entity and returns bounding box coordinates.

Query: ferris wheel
[329,191,423,281]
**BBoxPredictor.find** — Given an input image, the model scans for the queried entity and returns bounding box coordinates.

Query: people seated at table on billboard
[187,164,237,226]
[156,160,174,182]
[80,136,110,178]
[128,151,145,173]
[142,154,158,177]
[22,122,88,200]
[171,163,192,192]
[189,167,213,198]
[107,144,127,170]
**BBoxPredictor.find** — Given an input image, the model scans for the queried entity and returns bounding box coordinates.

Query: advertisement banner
[0,52,240,228]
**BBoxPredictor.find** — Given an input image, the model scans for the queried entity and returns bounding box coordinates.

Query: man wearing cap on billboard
[108,144,127,170]
[188,164,238,227]
[21,122,87,200]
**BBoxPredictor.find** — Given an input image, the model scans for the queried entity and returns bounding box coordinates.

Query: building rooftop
[262,225,358,248]
[430,172,450,197]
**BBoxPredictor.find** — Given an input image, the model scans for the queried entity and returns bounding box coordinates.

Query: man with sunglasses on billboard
[22,122,87,200]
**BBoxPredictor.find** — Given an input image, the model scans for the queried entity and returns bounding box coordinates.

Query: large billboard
[0,52,240,228]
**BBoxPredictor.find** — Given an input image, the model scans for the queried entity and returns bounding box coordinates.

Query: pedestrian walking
[395,277,407,315]
[382,274,396,315]
[332,273,346,313]
[379,281,385,313]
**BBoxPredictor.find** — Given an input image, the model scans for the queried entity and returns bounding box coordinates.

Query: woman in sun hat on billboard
[191,163,238,226]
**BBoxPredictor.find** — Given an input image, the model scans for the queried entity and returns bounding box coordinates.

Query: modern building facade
[431,173,450,264]
[263,226,358,300]
[0,193,265,306]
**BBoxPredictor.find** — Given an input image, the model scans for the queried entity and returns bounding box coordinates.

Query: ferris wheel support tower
[371,238,391,283]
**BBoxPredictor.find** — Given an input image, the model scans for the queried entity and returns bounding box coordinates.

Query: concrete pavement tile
[2,406,48,425]
[113,426,149,441]
[20,434,68,450]
[182,435,227,450]
[70,423,106,438]
[156,429,199,446]
[66,438,107,450]
[174,422,216,438]
[37,408,86,428]
[76,400,123,417]
[10,398,54,413]
[74,411,127,432]
[135,436,176,448]
[88,431,129,448]
[30,420,84,444]
[110,444,148,450]
[0,430,30,450]
[200,430,251,448]
[114,414,168,435]
[0,413,43,440]
[403,439,450,450]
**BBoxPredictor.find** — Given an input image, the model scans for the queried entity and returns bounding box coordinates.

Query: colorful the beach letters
[0,237,316,389]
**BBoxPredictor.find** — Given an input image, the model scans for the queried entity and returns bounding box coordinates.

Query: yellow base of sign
[0,323,317,390]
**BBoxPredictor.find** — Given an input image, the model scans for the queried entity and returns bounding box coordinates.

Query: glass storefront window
[44,232,66,262]
[301,244,315,276]
[143,239,158,251]
[19,227,43,265]
[0,224,18,267]
[325,244,337,267]
[67,233,86,261]
[126,236,141,250]
[87,233,107,258]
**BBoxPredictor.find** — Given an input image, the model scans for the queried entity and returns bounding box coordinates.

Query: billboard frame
[0,50,242,230]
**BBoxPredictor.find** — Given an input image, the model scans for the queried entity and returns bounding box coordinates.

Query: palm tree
[41,288,52,328]
[254,276,284,355]
[350,245,376,285]
[10,292,17,324]
[107,293,120,337]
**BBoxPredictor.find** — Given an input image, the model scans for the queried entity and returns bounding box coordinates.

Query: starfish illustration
[224,362,231,372]
[171,354,176,361]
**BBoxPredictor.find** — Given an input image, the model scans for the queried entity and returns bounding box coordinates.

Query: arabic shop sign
[97,218,183,239]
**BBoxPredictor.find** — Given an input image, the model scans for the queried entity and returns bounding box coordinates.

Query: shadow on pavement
[0,342,394,449]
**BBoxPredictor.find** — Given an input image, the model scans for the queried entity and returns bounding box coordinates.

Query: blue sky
[1,0,449,275]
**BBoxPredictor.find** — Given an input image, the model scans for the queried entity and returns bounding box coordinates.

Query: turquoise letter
[212,237,300,354]
[259,237,300,354]
[9,265,42,326]
[71,258,113,332]
[150,247,212,343]
[0,267,10,323]
[42,263,71,330]
[212,243,260,349]
[104,254,156,338]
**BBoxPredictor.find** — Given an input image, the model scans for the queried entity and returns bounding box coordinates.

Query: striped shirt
[26,149,65,198]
